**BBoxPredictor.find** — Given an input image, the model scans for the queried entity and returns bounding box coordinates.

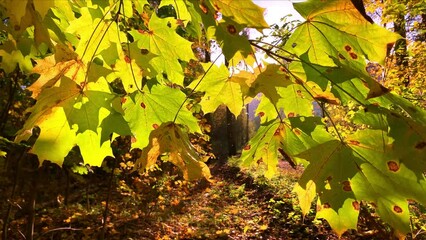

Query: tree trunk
[393,13,409,86]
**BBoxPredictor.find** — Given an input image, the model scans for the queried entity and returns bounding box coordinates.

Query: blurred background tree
[365,0,426,108]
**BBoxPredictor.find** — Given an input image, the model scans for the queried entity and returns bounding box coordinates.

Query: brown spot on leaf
[176,19,184,27]
[174,129,180,138]
[323,203,331,209]
[227,25,237,35]
[244,145,251,150]
[131,136,137,143]
[415,141,426,150]
[338,53,346,60]
[274,128,281,136]
[352,201,360,211]
[349,140,360,145]
[258,112,265,117]
[293,128,301,135]
[349,52,358,59]
[387,161,399,172]
[121,97,127,104]
[214,11,220,20]
[287,112,295,118]
[342,180,352,191]
[140,102,146,109]
[393,205,403,213]
[199,3,209,14]
[124,55,131,63]
[141,49,149,55]
[326,176,333,182]
[325,69,333,74]
[292,43,297,48]
[344,45,352,52]
[152,124,159,129]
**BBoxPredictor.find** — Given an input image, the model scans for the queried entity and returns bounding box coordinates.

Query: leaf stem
[252,39,366,106]
[172,53,225,123]
[119,0,143,92]
[265,52,345,142]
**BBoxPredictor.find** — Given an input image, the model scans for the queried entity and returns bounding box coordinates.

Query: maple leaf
[29,44,80,98]
[188,0,253,60]
[189,63,246,116]
[159,0,192,23]
[210,0,269,29]
[0,40,33,73]
[248,64,313,117]
[137,122,211,181]
[240,118,332,178]
[295,116,426,237]
[15,69,130,166]
[66,6,125,63]
[107,47,145,93]
[130,14,195,85]
[122,84,200,150]
[0,0,52,47]
[294,140,360,237]
[285,0,400,70]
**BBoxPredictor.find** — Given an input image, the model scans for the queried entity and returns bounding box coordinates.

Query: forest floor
[1,159,425,240]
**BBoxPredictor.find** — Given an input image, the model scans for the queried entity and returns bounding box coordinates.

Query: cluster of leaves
[0,0,425,238]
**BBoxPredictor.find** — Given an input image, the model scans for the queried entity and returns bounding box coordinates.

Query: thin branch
[83,0,121,87]
[119,0,143,92]
[254,39,366,106]
[249,40,295,63]
[266,53,345,142]
[172,53,224,123]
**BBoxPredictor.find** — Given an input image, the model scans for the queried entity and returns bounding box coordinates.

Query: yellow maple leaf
[137,122,211,181]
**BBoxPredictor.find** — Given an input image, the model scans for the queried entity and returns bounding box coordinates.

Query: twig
[99,157,117,240]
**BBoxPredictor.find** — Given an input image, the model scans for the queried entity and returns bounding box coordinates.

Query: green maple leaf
[295,117,426,237]
[137,122,211,181]
[247,64,313,117]
[130,14,195,85]
[15,77,130,166]
[288,52,393,106]
[210,0,269,29]
[248,65,288,104]
[240,118,332,178]
[286,0,400,70]
[189,63,246,116]
[188,0,253,60]
[122,84,200,150]
[0,41,33,73]
[107,48,146,93]
[255,95,279,123]
[67,6,124,63]
[349,128,424,238]
[294,140,360,237]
